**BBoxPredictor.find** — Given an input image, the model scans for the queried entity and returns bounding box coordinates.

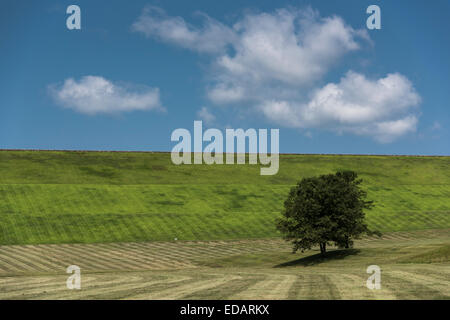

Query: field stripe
[107,243,193,269]
[230,274,296,300]
[389,270,449,297]
[0,276,67,299]
[34,245,114,272]
[78,275,191,300]
[327,273,397,300]
[0,248,42,273]
[39,274,175,300]
[128,274,240,300]
[1,275,118,300]
[184,274,264,299]
[0,247,59,271]
[303,274,341,300]
[381,273,447,299]
[0,275,68,294]
[81,244,155,270]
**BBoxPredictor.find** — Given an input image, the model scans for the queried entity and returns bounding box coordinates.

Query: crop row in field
[0,229,448,299]
[1,151,449,244]
[0,183,449,244]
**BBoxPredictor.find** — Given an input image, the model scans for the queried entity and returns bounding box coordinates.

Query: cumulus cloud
[260,72,421,142]
[132,6,235,53]
[133,7,368,103]
[197,106,216,125]
[133,6,421,142]
[209,8,368,103]
[49,76,162,115]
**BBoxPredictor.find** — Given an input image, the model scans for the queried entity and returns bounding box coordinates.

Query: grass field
[0,150,449,244]
[0,229,448,299]
[0,150,449,299]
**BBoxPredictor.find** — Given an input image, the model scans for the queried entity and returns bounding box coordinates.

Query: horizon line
[1,148,449,158]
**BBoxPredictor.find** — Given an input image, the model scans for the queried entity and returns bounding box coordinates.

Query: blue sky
[1,0,449,154]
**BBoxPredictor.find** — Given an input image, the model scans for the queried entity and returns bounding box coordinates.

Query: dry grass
[0,229,448,300]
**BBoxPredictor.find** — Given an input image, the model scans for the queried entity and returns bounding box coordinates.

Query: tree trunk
[319,243,326,255]
[345,236,349,249]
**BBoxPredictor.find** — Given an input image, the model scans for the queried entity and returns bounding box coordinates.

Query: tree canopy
[277,171,380,254]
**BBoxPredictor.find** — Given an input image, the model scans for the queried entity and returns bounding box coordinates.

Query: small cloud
[132,6,235,53]
[49,76,163,115]
[371,116,418,143]
[197,106,216,125]
[431,121,442,131]
[207,84,245,104]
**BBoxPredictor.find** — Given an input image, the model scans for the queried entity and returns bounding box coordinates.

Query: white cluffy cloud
[49,76,162,115]
[134,7,368,102]
[209,9,370,104]
[132,6,236,53]
[260,72,421,143]
[133,6,421,142]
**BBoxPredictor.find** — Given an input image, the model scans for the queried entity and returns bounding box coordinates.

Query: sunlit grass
[0,150,449,245]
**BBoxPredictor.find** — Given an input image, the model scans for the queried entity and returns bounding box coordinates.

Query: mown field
[0,150,449,300]
[0,229,448,299]
[0,150,450,244]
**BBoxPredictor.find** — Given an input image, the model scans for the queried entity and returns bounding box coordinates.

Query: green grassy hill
[1,150,449,245]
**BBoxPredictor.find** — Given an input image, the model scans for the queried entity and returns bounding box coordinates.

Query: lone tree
[277,171,379,255]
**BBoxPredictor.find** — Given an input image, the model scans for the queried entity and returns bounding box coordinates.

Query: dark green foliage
[277,171,380,254]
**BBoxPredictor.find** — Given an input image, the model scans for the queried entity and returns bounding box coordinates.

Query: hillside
[0,150,449,245]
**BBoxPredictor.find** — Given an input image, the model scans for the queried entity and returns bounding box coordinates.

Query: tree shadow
[274,249,361,267]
